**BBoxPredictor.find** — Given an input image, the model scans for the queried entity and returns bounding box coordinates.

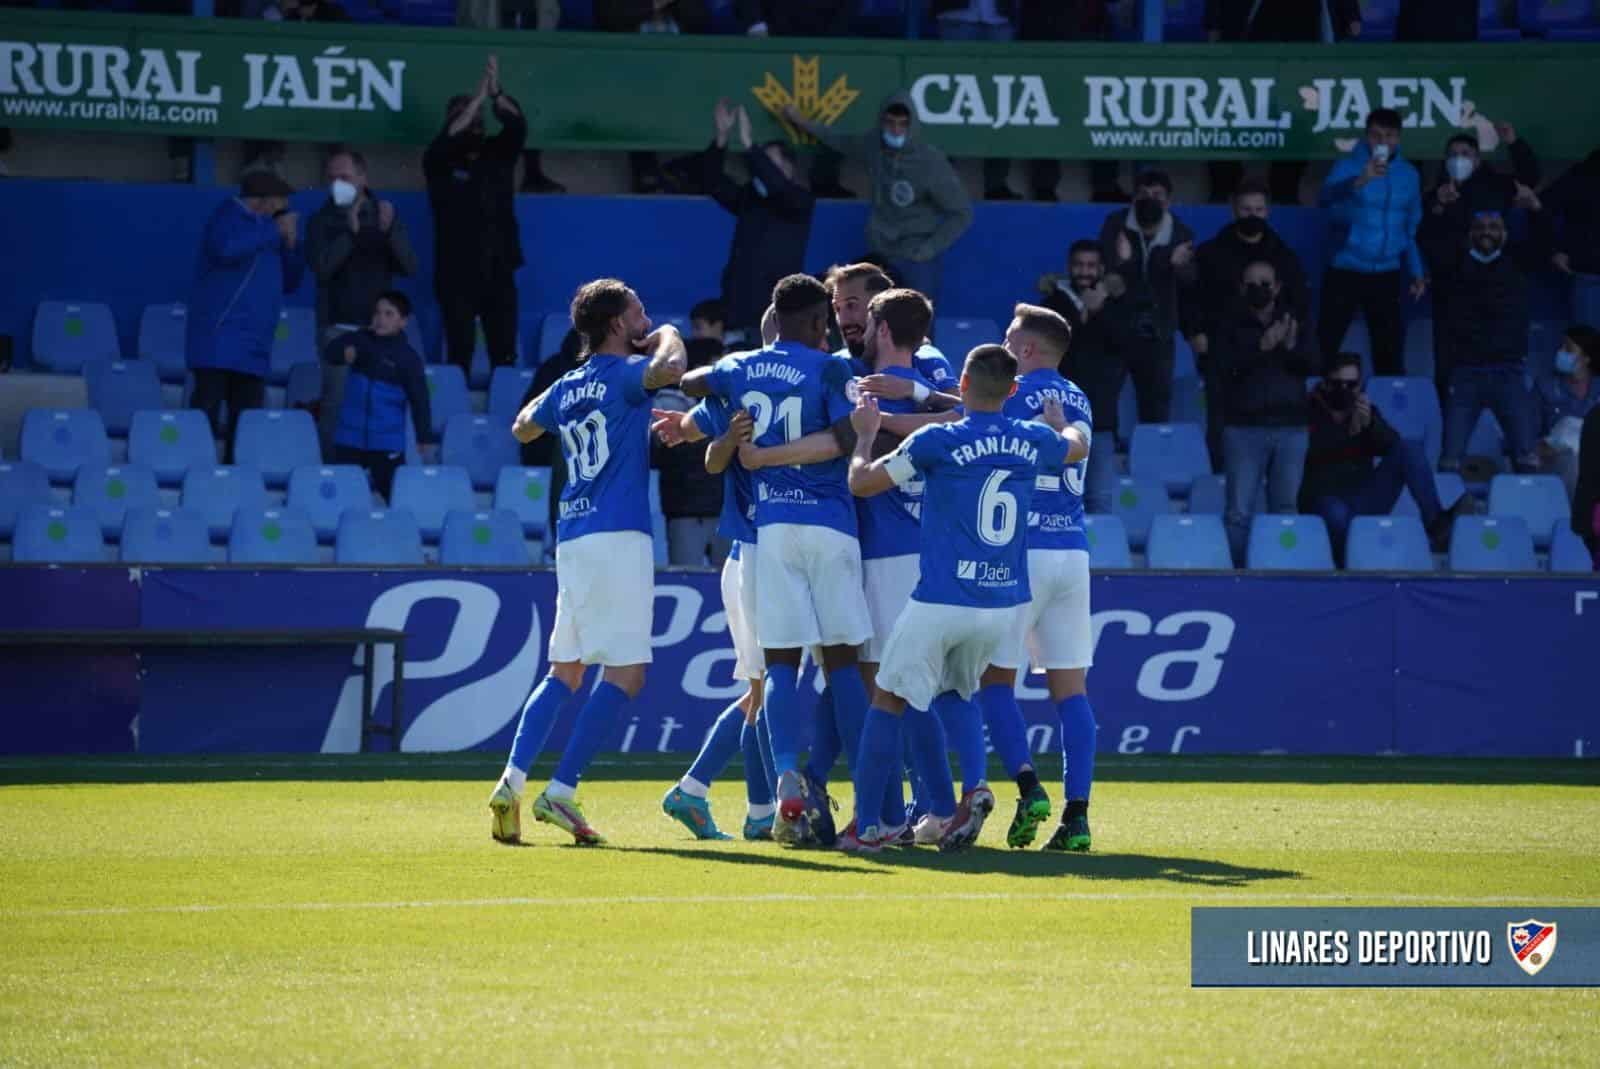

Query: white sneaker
[913,814,950,845]
[488,778,521,843]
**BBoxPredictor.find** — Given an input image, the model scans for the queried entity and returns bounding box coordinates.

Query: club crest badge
[1507,920,1557,977]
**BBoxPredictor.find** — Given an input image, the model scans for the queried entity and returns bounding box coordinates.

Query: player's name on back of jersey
[745,359,807,386]
[951,432,1040,467]
[559,378,610,410]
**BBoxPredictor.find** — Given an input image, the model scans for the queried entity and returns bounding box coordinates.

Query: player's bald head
[960,344,1019,407]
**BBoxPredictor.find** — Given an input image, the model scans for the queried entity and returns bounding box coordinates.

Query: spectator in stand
[653,304,730,565]
[187,172,305,460]
[597,1,711,194]
[1187,177,1311,465]
[735,1,854,199]
[282,0,347,19]
[785,91,973,308]
[1396,0,1478,41]
[1317,107,1426,378]
[686,299,728,365]
[1419,123,1541,405]
[1215,258,1317,562]
[326,291,431,502]
[460,0,567,194]
[1301,353,1474,566]
[306,150,418,347]
[1037,238,1130,513]
[1098,168,1195,424]
[1544,148,1600,330]
[1536,325,1600,497]
[702,99,815,346]
[424,54,526,374]
[1205,0,1361,205]
[1574,406,1600,568]
[1431,209,1542,475]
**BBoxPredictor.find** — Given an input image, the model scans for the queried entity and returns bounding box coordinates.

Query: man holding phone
[1317,108,1427,377]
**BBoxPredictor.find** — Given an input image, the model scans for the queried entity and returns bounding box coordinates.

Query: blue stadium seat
[1366,376,1442,465]
[335,508,425,565]
[267,306,318,385]
[536,313,571,364]
[21,408,111,485]
[1466,410,1506,462]
[85,359,164,437]
[73,464,160,541]
[1246,515,1335,571]
[933,317,1000,355]
[423,363,471,440]
[120,506,211,565]
[1083,514,1133,570]
[1394,471,1467,516]
[443,413,523,491]
[227,506,319,565]
[1449,516,1537,573]
[12,504,105,563]
[182,465,268,543]
[440,509,531,566]
[234,409,321,488]
[32,300,120,373]
[1549,528,1596,573]
[1107,476,1169,550]
[0,461,53,540]
[287,465,373,543]
[1115,377,1137,448]
[284,360,323,409]
[1487,474,1569,548]
[1345,516,1435,572]
[1146,514,1232,570]
[128,409,216,487]
[488,366,537,427]
[1128,423,1210,496]
[1169,375,1206,426]
[1523,0,1600,40]
[493,466,553,540]
[137,302,190,383]
[390,465,475,542]
[1188,473,1225,515]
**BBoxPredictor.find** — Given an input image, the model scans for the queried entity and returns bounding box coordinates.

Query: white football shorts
[549,530,655,667]
[875,598,1023,713]
[754,523,872,650]
[861,553,920,663]
[992,548,1093,672]
[721,540,764,680]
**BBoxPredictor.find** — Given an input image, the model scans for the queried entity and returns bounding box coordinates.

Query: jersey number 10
[559,411,611,481]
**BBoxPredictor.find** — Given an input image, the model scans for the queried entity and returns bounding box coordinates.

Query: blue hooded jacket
[186,197,305,377]
[1319,141,1425,278]
[328,329,431,455]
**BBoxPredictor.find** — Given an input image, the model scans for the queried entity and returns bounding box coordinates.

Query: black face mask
[1134,196,1164,228]
[1323,380,1359,409]
[1235,216,1266,240]
[1244,282,1274,310]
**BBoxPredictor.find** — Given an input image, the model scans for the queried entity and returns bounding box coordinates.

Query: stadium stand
[1345,516,1436,573]
[73,464,160,542]
[13,504,105,563]
[1394,471,1468,516]
[335,508,426,566]
[234,410,321,489]
[390,466,475,543]
[120,506,211,565]
[1549,528,1597,573]
[85,359,164,437]
[442,414,523,492]
[1487,474,1570,549]
[128,409,216,487]
[136,302,190,384]
[182,466,269,543]
[21,408,112,485]
[1083,514,1133,570]
[1246,515,1335,571]
[32,301,119,374]
[1128,423,1210,497]
[932,318,999,357]
[286,466,374,544]
[1365,377,1443,465]
[536,314,570,363]
[488,366,537,427]
[267,307,318,386]
[493,466,553,541]
[423,364,471,440]
[1448,516,1538,573]
[0,462,53,542]
[439,510,532,566]
[1106,476,1169,550]
[1146,514,1232,570]
[284,361,323,410]
[227,507,320,565]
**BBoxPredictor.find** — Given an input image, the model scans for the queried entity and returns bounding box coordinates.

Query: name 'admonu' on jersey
[530,352,655,542]
[885,411,1069,609]
[1003,368,1092,552]
[707,342,858,536]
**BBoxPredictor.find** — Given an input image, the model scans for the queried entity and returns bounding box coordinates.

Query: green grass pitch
[2,754,1597,1067]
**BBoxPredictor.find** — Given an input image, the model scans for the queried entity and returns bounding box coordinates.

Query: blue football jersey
[884,411,1069,609]
[1003,368,1092,552]
[690,395,757,546]
[839,343,955,392]
[857,365,938,562]
[530,353,654,541]
[707,342,857,536]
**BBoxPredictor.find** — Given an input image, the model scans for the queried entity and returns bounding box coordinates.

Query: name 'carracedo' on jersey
[885,411,1069,608]
[690,394,757,547]
[530,353,655,541]
[1004,368,1093,552]
[706,342,858,536]
[857,364,940,561]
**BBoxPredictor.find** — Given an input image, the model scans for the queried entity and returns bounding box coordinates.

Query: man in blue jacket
[186,171,306,458]
[1317,108,1428,377]
[326,291,431,501]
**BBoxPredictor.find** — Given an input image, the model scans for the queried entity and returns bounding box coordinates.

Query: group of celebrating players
[487,263,1100,855]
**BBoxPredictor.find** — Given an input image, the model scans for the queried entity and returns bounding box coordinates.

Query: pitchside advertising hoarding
[4,12,1600,159]
[0,567,1593,757]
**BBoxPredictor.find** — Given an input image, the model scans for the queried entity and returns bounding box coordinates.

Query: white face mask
[331,178,358,207]
[1445,156,1475,184]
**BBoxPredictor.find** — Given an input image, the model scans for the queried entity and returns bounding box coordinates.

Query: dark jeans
[439,271,520,372]
[191,368,265,462]
[1318,267,1406,377]
[1120,335,1175,424]
[1223,425,1308,562]
[334,445,401,502]
[1440,364,1537,470]
[1311,439,1441,563]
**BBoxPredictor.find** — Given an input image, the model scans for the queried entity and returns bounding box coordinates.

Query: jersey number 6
[978,469,1018,547]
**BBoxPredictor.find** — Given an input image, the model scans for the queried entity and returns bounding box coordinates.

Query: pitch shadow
[861,847,1303,886]
[630,845,890,876]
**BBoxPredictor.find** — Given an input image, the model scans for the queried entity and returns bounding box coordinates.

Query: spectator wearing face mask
[1098,169,1196,424]
[1318,108,1426,378]
[1536,325,1600,497]
[1573,405,1600,568]
[305,150,418,348]
[702,98,815,346]
[1544,148,1600,330]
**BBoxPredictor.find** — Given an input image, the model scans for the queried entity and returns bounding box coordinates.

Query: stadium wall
[2,566,1594,759]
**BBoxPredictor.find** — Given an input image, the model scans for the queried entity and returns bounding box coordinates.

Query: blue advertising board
[0,568,1595,758]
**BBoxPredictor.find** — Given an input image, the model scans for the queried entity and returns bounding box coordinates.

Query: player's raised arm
[640,324,688,390]
[512,383,555,443]
[1035,396,1090,465]
[846,396,899,498]
[705,409,752,475]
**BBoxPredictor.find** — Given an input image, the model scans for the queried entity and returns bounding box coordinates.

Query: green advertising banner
[3,12,1599,160]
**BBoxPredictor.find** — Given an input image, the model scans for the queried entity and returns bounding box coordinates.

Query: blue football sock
[552,681,629,789]
[903,705,956,819]
[978,682,1031,778]
[1058,694,1098,802]
[685,700,745,788]
[882,769,906,829]
[741,717,772,807]
[827,666,869,777]
[933,691,987,795]
[762,663,802,776]
[805,686,839,785]
[755,711,777,796]
[852,707,902,832]
[506,675,575,776]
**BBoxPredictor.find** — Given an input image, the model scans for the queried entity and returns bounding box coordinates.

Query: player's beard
[860,328,878,369]
[843,330,866,359]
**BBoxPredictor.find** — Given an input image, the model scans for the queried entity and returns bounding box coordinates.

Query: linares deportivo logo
[753,56,859,145]
[1507,919,1557,977]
